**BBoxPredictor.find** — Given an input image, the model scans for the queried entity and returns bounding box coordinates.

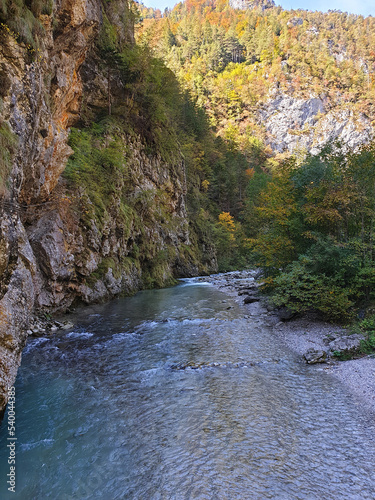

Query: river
[1,277,375,499]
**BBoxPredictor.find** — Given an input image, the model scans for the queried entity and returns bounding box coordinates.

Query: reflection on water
[1,279,375,499]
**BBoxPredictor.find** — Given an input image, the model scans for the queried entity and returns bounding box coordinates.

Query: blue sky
[141,0,374,17]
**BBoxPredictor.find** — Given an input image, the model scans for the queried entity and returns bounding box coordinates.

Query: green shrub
[64,122,129,222]
[0,0,46,49]
[97,12,118,55]
[271,260,354,323]
[360,334,375,354]
[354,315,375,354]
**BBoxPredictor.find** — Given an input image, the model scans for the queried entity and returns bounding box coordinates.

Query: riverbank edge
[202,270,375,416]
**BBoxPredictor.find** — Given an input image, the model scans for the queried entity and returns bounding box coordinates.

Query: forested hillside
[137,0,375,325]
[138,0,374,155]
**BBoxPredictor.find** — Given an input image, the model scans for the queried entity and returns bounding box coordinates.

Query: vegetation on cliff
[64,2,256,278]
[0,0,51,49]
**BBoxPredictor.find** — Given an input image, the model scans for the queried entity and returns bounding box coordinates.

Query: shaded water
[1,278,375,499]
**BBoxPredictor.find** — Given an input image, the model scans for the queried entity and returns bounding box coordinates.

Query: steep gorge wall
[0,0,215,415]
[0,0,101,415]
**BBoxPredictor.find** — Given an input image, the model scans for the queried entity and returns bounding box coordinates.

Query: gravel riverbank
[273,314,375,415]
[202,270,375,416]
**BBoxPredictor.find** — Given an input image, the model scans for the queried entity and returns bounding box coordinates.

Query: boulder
[277,306,296,321]
[243,295,260,304]
[303,349,328,364]
[329,335,363,354]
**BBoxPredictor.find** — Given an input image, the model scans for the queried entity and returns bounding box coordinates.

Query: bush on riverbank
[350,315,375,356]
[250,141,375,323]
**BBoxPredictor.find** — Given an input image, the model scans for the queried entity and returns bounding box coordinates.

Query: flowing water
[1,278,375,499]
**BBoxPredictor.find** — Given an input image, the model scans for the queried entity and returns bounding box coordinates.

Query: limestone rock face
[259,94,373,154]
[28,212,75,282]
[0,216,35,415]
[0,0,101,206]
[229,0,275,10]
[0,0,101,413]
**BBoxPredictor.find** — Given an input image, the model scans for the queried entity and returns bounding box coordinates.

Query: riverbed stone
[328,335,364,353]
[245,301,268,316]
[61,321,74,330]
[243,296,260,304]
[303,349,328,364]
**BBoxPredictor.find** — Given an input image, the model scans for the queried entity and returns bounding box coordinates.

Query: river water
[1,278,375,499]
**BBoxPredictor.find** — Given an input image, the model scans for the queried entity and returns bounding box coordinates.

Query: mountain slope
[138,0,374,157]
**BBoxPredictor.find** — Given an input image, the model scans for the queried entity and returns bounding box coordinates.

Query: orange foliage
[245,168,255,179]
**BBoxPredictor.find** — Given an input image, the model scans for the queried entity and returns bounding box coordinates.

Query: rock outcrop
[328,335,364,355]
[259,94,373,154]
[229,0,275,10]
[0,0,103,415]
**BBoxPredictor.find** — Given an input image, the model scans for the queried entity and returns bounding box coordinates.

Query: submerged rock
[28,317,75,337]
[170,360,256,370]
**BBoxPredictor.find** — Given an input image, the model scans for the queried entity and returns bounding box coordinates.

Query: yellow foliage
[218,211,236,232]
[201,179,210,191]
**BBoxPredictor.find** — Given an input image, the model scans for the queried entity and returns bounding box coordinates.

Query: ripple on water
[1,281,375,500]
[66,331,94,339]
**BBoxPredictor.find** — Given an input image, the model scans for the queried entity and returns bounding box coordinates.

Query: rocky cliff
[229,0,275,10]
[0,0,216,415]
[258,94,373,155]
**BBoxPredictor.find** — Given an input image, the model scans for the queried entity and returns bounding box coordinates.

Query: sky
[141,0,374,17]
